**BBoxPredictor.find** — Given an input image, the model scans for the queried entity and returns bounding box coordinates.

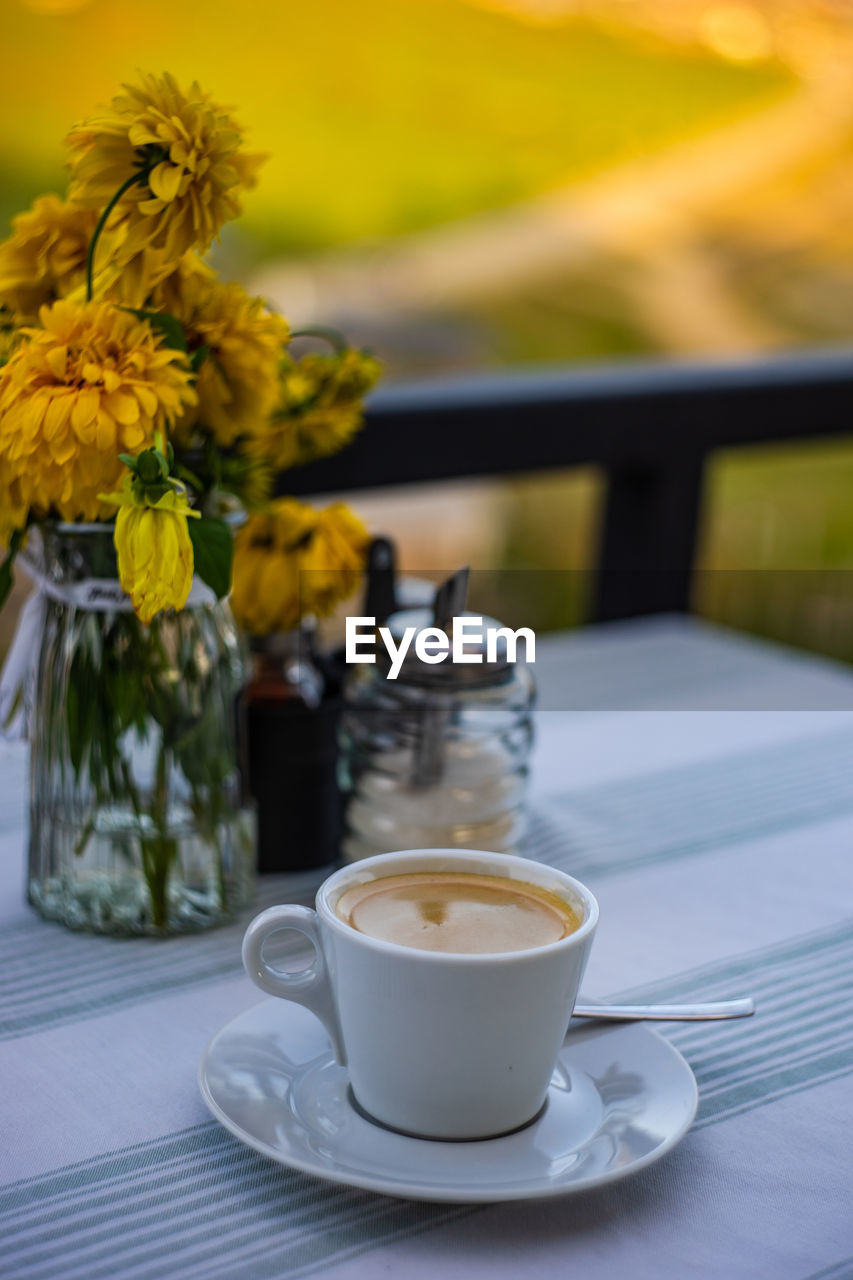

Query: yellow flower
[231,498,367,636]
[301,503,369,618]
[153,265,288,448]
[0,486,27,551]
[260,347,381,470]
[230,500,315,635]
[0,196,101,322]
[0,310,21,365]
[230,538,301,636]
[218,450,275,510]
[107,479,200,624]
[66,72,264,272]
[0,194,155,315]
[0,299,196,533]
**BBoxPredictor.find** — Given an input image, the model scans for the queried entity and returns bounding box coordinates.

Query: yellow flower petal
[67,72,264,273]
[148,161,184,204]
[0,196,99,322]
[260,348,381,471]
[70,389,99,431]
[231,498,367,634]
[45,345,68,380]
[150,268,288,450]
[101,391,140,425]
[0,299,195,525]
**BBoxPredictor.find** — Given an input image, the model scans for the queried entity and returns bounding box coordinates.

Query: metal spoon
[572,997,755,1022]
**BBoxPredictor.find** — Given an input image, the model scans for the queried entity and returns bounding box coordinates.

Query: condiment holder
[338,569,535,861]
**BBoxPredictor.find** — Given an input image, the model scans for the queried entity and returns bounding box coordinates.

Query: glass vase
[25,524,255,936]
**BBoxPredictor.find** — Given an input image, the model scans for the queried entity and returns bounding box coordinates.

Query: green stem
[145,735,177,931]
[190,787,227,911]
[289,325,347,355]
[119,750,170,929]
[118,755,145,824]
[85,169,149,302]
[216,845,228,913]
[73,817,95,859]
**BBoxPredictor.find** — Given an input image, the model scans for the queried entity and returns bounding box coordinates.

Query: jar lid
[376,609,521,689]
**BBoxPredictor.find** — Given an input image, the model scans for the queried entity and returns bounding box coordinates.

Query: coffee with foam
[334,870,581,954]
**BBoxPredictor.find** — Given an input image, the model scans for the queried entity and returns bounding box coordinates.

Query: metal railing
[285,348,853,622]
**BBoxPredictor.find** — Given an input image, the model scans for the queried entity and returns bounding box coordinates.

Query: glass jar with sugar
[338,607,534,863]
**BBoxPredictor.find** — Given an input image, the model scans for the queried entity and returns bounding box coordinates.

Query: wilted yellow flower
[301,503,369,617]
[105,479,199,624]
[153,266,288,448]
[231,498,367,636]
[230,499,315,635]
[66,72,264,272]
[230,538,300,636]
[0,299,196,534]
[261,348,381,470]
[0,196,117,321]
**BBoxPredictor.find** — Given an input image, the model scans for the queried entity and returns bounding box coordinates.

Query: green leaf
[145,482,173,504]
[137,451,162,483]
[0,557,15,612]
[187,517,232,600]
[122,308,188,354]
[174,462,205,493]
[66,650,97,776]
[189,343,211,376]
[0,529,24,611]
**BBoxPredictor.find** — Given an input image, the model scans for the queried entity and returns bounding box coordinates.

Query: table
[3,615,852,1280]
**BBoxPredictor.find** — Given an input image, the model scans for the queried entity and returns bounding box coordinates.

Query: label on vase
[40,577,219,611]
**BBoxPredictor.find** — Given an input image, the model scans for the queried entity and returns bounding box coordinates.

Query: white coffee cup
[242,848,598,1140]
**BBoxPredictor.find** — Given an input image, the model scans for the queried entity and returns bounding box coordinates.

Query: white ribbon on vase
[0,564,219,741]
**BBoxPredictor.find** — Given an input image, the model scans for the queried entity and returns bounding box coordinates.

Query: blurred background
[4,0,853,657]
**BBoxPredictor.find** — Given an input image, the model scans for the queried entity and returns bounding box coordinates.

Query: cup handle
[241,905,346,1064]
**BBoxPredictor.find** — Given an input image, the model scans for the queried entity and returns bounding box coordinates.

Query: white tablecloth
[3,615,852,1280]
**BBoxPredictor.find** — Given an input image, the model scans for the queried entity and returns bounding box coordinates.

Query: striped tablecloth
[3,615,852,1280]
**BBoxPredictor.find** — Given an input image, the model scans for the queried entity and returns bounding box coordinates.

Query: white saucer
[199,999,697,1203]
